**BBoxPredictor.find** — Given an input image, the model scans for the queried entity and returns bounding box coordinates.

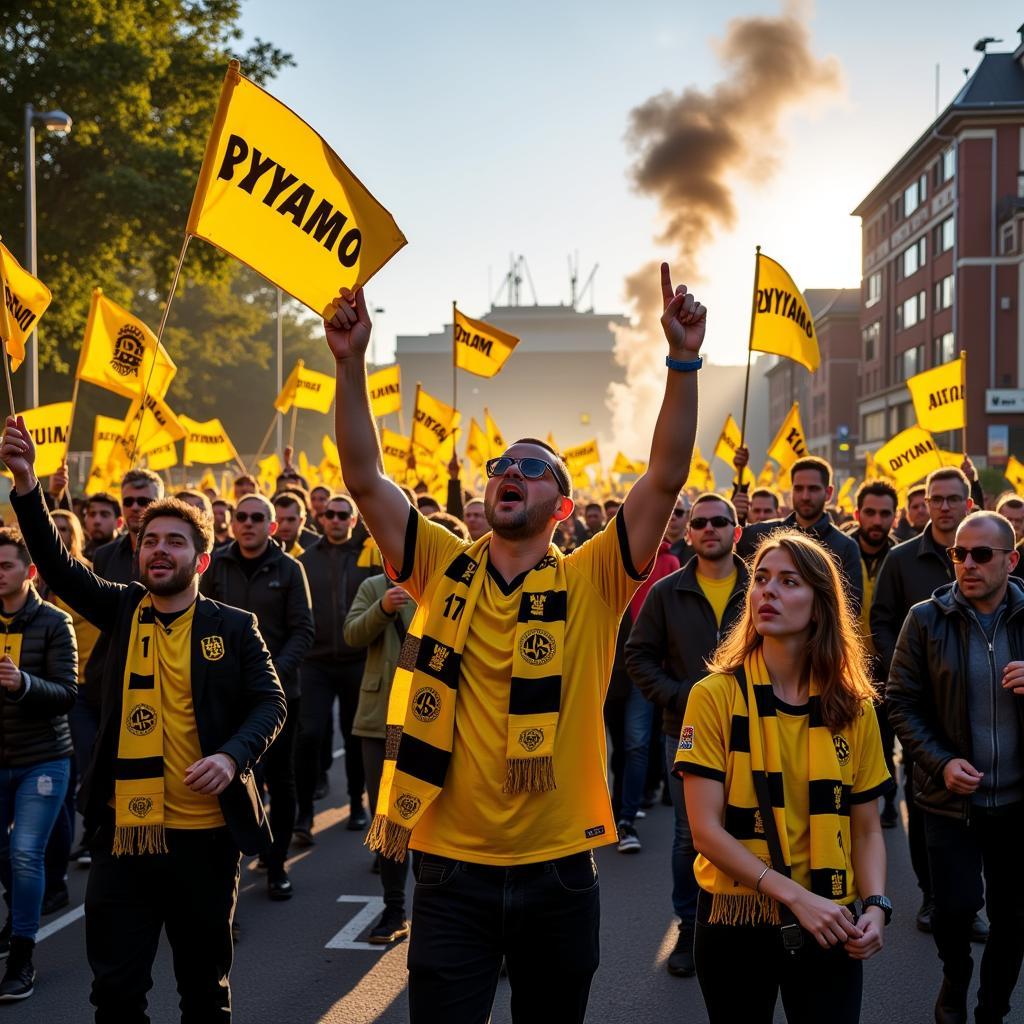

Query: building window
[863,410,886,442]
[894,401,917,432]
[896,290,926,331]
[900,237,927,279]
[932,332,955,366]
[941,147,955,183]
[895,345,924,383]
[1001,221,1018,256]
[903,174,928,218]
[865,272,881,307]
[934,216,954,254]
[862,321,880,362]
[933,275,954,311]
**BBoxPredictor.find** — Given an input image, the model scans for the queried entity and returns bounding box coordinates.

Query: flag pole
[131,234,191,466]
[451,300,458,415]
[738,245,761,448]
[288,406,298,450]
[253,411,278,462]
[960,349,968,457]
[2,351,17,419]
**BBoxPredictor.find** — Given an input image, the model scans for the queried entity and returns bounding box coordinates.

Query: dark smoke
[609,6,842,455]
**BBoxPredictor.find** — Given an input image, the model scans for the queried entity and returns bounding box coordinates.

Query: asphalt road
[26,747,1022,1024]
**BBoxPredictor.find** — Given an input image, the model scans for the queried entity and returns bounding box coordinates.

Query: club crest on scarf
[127,704,157,736]
[412,686,442,723]
[519,628,556,666]
[128,796,154,818]
[518,727,544,752]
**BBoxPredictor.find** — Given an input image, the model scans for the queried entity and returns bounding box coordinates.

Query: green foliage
[0,1,293,381]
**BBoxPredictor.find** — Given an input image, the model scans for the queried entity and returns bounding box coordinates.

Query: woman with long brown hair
[675,530,891,1024]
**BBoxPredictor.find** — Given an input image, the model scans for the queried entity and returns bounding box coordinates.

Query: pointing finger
[660,262,674,307]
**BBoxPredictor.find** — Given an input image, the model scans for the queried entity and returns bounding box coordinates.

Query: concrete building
[852,31,1024,469]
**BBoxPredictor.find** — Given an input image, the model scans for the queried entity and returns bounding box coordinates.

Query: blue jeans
[0,758,71,939]
[619,686,655,823]
[664,735,698,925]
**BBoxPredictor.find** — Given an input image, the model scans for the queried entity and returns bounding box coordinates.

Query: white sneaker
[616,821,641,853]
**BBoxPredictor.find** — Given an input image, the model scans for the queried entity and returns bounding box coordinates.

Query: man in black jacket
[888,511,1024,1024]
[0,528,77,1001]
[736,455,863,614]
[296,493,380,841]
[201,493,313,900]
[871,465,981,937]
[626,493,748,979]
[1,416,286,1024]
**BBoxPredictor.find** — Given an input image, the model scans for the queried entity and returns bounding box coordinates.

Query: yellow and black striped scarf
[113,596,168,856]
[682,649,852,925]
[367,536,567,861]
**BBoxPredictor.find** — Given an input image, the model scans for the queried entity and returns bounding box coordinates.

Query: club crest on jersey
[832,734,851,766]
[678,725,694,751]
[201,636,225,661]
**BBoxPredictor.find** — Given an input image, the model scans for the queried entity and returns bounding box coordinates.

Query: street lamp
[24,103,73,409]
[370,306,385,367]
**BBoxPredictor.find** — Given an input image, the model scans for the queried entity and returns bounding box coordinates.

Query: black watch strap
[862,895,892,925]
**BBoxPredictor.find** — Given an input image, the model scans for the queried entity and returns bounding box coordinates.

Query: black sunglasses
[234,511,268,524]
[690,515,735,530]
[322,509,352,521]
[947,545,1013,565]
[122,496,154,509]
[671,508,689,518]
[486,457,568,496]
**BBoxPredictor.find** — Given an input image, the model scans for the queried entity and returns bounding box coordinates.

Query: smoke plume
[608,6,842,456]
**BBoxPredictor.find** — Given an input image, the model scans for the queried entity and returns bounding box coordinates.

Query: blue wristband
[666,355,703,372]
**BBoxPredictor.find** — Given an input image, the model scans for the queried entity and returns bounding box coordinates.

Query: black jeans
[407,850,601,1024]
[361,737,409,914]
[925,805,1024,1018]
[85,825,240,1024]
[901,753,932,896]
[296,660,365,818]
[258,696,299,875]
[694,892,863,1024]
[603,695,626,819]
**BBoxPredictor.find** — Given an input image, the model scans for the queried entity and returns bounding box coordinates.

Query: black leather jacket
[887,578,1024,821]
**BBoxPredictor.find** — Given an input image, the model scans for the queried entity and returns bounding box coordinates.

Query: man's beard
[485,493,560,541]
[142,560,197,596]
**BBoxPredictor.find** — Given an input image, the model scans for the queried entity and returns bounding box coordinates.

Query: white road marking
[325,895,387,951]
[36,903,85,942]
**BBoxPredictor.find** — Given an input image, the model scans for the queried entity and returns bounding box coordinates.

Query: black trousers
[603,695,626,819]
[258,696,299,875]
[361,737,409,913]
[925,805,1024,1019]
[901,753,932,896]
[296,660,365,818]
[694,893,863,1024]
[874,701,896,802]
[86,826,240,1024]
[407,851,600,1024]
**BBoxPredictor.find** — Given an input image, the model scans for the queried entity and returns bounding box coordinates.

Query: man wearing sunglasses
[200,494,314,899]
[626,492,748,977]
[323,262,703,1023]
[295,494,381,843]
[888,511,1024,1024]
[871,465,986,941]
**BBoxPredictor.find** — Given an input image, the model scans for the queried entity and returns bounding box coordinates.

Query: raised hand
[324,287,372,362]
[660,263,706,355]
[0,415,38,494]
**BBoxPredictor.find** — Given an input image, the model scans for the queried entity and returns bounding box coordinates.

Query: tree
[0,1,293,374]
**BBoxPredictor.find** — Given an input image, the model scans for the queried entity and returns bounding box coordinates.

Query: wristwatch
[862,895,892,925]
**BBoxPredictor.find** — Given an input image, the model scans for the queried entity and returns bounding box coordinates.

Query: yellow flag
[836,476,856,514]
[0,240,52,372]
[145,440,178,473]
[7,403,72,477]
[750,252,820,372]
[367,364,401,418]
[274,359,336,414]
[453,308,520,378]
[90,415,125,475]
[111,393,187,472]
[77,289,177,400]
[776,462,792,495]
[256,453,282,494]
[1005,455,1024,492]
[713,414,743,465]
[684,444,714,491]
[380,429,413,479]
[612,452,647,475]
[197,468,217,493]
[466,418,490,467]
[563,439,601,470]
[906,358,965,433]
[546,431,559,453]
[938,449,964,468]
[873,425,943,488]
[412,388,459,454]
[484,409,505,455]
[186,62,406,319]
[766,402,808,471]
[756,460,776,487]
[181,416,238,466]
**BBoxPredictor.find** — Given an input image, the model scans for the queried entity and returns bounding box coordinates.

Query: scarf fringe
[365,813,412,862]
[707,891,781,927]
[112,824,168,857]
[503,756,556,795]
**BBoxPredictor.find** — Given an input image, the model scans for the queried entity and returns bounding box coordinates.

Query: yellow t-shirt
[392,509,646,865]
[697,570,737,628]
[680,672,891,899]
[155,605,225,830]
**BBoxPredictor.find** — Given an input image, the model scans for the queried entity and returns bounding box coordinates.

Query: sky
[238,0,1022,367]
